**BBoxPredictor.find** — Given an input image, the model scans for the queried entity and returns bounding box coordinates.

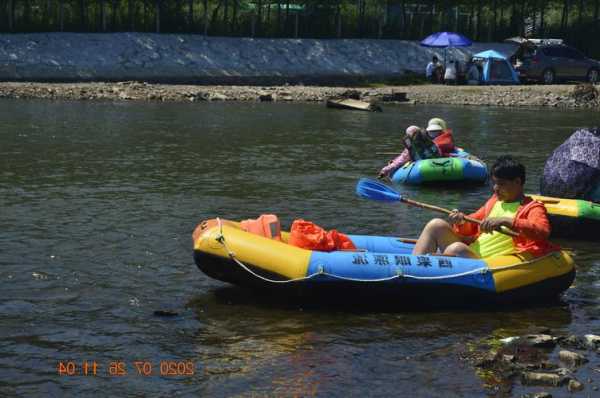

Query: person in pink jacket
[378,125,420,178]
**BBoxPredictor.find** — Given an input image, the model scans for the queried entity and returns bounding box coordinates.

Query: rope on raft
[214,218,558,285]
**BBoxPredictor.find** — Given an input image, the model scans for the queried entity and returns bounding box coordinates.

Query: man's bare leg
[443,241,480,259]
[412,218,464,255]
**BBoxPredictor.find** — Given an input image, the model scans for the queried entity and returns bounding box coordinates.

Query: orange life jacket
[453,194,560,257]
[240,214,282,241]
[432,129,456,156]
[288,219,356,251]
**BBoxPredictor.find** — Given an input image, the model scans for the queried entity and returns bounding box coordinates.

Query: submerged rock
[584,334,600,349]
[521,392,552,398]
[558,350,588,367]
[501,334,557,348]
[524,335,558,348]
[568,379,585,392]
[557,334,586,350]
[521,372,563,387]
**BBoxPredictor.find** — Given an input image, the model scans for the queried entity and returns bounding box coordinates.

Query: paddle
[355,178,519,237]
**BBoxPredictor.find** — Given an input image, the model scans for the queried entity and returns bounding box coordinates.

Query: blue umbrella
[420,31,472,48]
[421,31,472,69]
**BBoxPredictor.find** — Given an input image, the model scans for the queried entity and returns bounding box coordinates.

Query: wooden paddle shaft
[400,197,519,237]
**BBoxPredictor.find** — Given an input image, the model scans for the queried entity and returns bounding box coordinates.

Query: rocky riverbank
[0,81,599,109]
[463,330,600,396]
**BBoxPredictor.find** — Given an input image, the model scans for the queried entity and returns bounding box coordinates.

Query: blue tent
[472,50,520,85]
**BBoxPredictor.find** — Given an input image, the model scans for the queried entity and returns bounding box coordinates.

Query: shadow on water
[186,285,574,329]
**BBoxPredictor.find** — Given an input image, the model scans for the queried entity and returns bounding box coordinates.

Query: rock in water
[558,350,588,366]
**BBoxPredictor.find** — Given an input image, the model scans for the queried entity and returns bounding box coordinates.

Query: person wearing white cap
[427,117,448,131]
[425,117,455,154]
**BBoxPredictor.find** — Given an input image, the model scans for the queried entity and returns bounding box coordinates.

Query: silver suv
[511,38,600,84]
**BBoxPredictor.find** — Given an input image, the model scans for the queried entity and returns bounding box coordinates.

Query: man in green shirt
[412,156,557,258]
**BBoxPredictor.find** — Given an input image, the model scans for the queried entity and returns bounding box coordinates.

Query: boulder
[558,350,587,367]
[584,334,600,349]
[568,379,585,392]
[521,372,562,387]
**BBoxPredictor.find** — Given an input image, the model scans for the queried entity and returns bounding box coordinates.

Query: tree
[277,0,282,35]
[8,0,15,32]
[155,0,161,33]
[129,0,135,31]
[203,0,208,35]
[476,0,483,40]
[538,0,546,36]
[560,0,570,34]
[336,0,342,38]
[100,0,107,31]
[578,0,585,25]
[231,0,239,33]
[112,0,119,30]
[357,0,365,37]
[81,0,88,31]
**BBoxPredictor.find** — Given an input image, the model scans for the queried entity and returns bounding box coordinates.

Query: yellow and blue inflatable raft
[193,218,575,306]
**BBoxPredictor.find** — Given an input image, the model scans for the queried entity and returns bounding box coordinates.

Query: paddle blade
[356,178,402,202]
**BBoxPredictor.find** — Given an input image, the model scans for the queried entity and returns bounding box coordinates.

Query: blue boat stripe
[306,251,496,292]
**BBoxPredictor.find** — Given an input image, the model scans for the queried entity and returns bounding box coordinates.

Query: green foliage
[1,1,600,58]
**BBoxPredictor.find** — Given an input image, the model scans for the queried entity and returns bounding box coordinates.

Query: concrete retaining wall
[0,33,519,84]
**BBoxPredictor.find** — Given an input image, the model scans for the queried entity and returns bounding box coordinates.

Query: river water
[1,99,600,397]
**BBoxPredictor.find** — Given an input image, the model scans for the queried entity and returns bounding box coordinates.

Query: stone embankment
[0,32,516,83]
[0,81,598,109]
[1,32,598,108]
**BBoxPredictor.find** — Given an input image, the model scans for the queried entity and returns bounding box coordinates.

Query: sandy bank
[0,81,597,109]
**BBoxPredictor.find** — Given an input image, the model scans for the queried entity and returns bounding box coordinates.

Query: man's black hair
[491,155,526,184]
[432,55,438,61]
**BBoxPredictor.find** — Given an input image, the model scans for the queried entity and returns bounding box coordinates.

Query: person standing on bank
[426,56,440,83]
[411,156,557,258]
[467,59,481,85]
[444,59,457,85]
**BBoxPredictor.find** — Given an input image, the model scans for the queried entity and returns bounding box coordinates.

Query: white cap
[426,124,443,132]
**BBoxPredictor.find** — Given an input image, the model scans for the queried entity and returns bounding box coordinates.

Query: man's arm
[512,205,551,240]
[452,200,490,237]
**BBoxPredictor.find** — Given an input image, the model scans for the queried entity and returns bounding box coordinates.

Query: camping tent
[472,50,520,85]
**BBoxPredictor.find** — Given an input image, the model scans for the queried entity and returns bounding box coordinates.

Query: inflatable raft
[193,218,574,306]
[531,194,600,240]
[390,149,488,185]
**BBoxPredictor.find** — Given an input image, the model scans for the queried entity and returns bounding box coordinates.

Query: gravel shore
[0,81,598,109]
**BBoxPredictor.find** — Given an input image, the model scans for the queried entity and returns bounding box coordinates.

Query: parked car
[508,38,600,84]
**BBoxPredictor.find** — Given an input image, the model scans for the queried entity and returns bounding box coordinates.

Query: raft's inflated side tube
[531,194,600,240]
[193,219,575,305]
[390,149,488,185]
